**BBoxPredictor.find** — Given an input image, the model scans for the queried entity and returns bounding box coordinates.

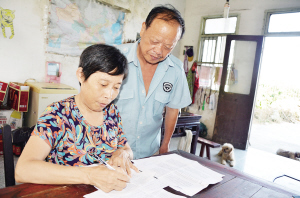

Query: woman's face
[78,69,124,112]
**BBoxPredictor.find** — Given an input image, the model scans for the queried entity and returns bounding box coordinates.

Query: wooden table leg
[199,143,205,157]
[206,145,211,160]
[190,124,200,154]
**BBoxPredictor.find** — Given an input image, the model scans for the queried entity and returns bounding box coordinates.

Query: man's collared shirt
[115,41,191,159]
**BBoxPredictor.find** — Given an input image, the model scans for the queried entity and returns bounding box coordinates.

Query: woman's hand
[108,149,139,176]
[85,165,130,193]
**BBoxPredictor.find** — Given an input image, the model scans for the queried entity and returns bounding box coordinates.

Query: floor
[1,136,300,195]
[169,137,300,195]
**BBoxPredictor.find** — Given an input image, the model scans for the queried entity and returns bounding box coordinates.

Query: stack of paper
[84,154,224,197]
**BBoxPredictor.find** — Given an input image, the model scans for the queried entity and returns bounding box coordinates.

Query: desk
[161,112,201,154]
[0,150,297,198]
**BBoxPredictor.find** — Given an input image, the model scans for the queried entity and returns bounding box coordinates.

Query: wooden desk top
[0,150,298,198]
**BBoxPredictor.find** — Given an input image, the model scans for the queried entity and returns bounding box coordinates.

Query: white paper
[84,154,224,197]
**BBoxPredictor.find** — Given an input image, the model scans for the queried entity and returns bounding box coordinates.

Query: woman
[15,44,138,193]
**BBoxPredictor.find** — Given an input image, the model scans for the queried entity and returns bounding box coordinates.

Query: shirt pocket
[153,92,170,116]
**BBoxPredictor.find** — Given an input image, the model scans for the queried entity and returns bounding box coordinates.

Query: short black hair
[78,44,128,85]
[145,4,185,39]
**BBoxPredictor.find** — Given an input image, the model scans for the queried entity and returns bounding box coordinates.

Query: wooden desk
[0,150,297,198]
[161,112,201,154]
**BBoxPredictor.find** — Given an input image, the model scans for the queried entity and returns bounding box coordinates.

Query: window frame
[197,14,240,63]
[263,7,300,37]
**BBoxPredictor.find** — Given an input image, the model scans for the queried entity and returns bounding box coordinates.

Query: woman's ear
[76,67,85,84]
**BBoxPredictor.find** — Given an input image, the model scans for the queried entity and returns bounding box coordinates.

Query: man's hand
[159,143,169,154]
[108,149,139,176]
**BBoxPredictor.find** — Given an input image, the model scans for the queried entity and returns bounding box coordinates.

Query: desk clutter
[84,153,224,197]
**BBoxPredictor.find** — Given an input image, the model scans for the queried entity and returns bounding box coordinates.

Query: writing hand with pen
[85,148,139,193]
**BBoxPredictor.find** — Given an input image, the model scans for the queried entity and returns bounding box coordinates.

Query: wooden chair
[197,137,221,160]
[2,124,32,187]
[2,124,15,187]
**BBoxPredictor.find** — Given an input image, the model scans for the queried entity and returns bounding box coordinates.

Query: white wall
[0,0,47,84]
[183,0,300,139]
[0,0,186,92]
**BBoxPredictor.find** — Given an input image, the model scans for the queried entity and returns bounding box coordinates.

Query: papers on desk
[84,154,224,197]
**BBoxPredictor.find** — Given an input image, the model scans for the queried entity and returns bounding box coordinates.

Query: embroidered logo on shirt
[163,82,173,92]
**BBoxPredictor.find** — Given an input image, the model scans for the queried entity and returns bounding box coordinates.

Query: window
[264,9,300,36]
[260,8,300,88]
[197,16,239,90]
[205,17,237,34]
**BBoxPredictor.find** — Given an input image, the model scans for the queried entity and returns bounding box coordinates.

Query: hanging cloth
[186,66,193,100]
[191,62,199,104]
[177,130,193,152]
[198,66,211,87]
[183,50,189,76]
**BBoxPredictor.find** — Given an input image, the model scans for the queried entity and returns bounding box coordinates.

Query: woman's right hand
[85,165,130,193]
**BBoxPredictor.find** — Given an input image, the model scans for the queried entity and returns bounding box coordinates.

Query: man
[115,5,191,159]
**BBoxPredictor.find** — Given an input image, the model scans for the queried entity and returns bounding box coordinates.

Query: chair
[2,124,15,187]
[2,124,33,187]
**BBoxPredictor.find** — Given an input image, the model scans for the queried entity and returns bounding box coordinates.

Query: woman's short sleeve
[31,103,64,149]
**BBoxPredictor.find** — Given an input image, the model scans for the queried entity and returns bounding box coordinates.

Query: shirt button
[142,106,145,109]
[142,90,145,93]
[137,136,140,139]
[123,47,128,53]
[140,121,142,124]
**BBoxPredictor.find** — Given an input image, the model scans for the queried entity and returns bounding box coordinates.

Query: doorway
[249,36,300,155]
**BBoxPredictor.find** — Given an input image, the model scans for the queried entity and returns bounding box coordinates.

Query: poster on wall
[0,7,15,39]
[47,0,125,56]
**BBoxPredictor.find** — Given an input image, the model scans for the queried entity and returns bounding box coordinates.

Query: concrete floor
[1,127,299,195]
[169,137,300,195]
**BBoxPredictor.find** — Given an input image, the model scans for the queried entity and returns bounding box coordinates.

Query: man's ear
[76,67,85,84]
[140,22,146,38]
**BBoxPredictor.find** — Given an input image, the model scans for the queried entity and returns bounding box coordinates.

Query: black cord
[273,174,300,183]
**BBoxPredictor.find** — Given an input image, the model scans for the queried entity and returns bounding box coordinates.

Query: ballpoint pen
[90,153,115,170]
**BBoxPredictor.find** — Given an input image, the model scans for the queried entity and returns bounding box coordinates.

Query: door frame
[212,35,264,150]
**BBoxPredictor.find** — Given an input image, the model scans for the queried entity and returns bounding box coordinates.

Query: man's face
[138,17,181,65]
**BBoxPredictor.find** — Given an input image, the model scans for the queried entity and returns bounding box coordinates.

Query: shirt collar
[127,40,139,67]
[127,39,175,70]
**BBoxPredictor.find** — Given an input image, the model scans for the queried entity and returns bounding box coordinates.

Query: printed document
[84,153,224,197]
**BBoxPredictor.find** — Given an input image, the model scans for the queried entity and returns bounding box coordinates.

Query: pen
[90,153,115,170]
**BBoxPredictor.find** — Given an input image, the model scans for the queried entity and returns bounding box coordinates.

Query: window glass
[268,12,300,32]
[205,17,237,34]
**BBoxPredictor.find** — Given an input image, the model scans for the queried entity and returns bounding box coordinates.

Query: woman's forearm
[15,160,90,185]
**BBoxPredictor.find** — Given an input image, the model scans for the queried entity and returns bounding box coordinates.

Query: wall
[0,0,186,92]
[182,0,300,139]
[3,0,299,140]
[0,0,47,84]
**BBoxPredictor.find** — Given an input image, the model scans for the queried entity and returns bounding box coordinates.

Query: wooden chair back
[2,124,33,187]
[2,124,15,187]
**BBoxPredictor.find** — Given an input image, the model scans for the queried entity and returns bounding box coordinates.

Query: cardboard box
[0,128,3,155]
[8,82,30,112]
[0,109,23,130]
[0,81,8,102]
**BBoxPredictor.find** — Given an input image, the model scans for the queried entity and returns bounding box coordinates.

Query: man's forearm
[161,107,179,147]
